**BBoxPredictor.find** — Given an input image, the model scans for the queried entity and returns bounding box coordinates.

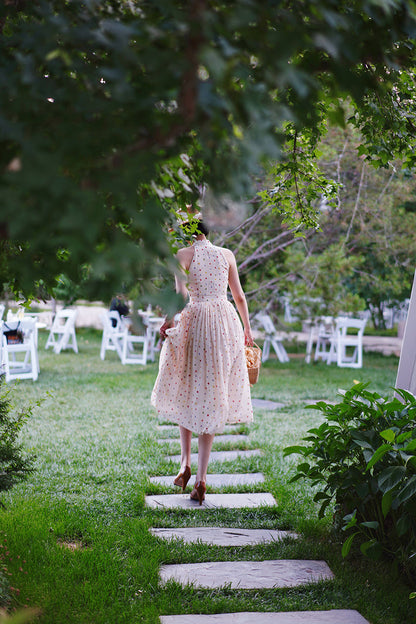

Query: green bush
[284,382,416,574]
[0,377,35,499]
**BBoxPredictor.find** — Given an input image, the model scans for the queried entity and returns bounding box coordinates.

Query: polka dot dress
[151,239,253,434]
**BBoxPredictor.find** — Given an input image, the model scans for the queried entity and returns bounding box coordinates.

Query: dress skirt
[151,296,253,435]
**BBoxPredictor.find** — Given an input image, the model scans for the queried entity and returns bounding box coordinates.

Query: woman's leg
[196,433,215,482]
[179,426,192,471]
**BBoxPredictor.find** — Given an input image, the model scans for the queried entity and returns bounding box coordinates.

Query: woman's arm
[225,250,254,346]
[159,249,190,339]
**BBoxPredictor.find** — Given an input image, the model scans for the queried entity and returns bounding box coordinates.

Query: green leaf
[283,445,307,456]
[342,511,357,530]
[378,466,406,493]
[351,431,376,449]
[297,462,311,474]
[342,532,358,558]
[404,439,416,452]
[313,491,330,502]
[394,475,416,506]
[360,540,383,560]
[382,491,393,517]
[380,429,396,443]
[396,514,412,537]
[396,432,412,444]
[360,521,379,530]
[366,444,392,471]
[318,498,332,519]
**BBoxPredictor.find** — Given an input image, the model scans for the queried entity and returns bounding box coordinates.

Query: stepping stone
[160,611,369,623]
[160,559,334,589]
[166,449,261,463]
[158,435,249,446]
[145,492,276,509]
[149,472,265,488]
[150,527,297,546]
[252,398,284,410]
[157,425,178,432]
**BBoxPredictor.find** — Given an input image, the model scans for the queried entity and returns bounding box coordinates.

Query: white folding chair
[100,311,124,360]
[45,309,78,354]
[326,317,367,368]
[1,319,39,382]
[141,316,164,362]
[120,324,148,365]
[254,312,289,363]
[0,304,4,320]
[314,316,335,363]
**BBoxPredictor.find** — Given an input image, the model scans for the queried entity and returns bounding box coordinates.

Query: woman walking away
[151,218,253,504]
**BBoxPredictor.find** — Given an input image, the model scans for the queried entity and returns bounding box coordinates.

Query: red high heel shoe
[173,466,191,492]
[190,481,206,505]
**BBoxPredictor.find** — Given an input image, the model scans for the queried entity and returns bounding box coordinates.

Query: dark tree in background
[1,0,416,301]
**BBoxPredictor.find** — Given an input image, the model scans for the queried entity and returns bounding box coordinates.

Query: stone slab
[252,398,284,410]
[150,527,297,546]
[166,449,261,463]
[149,472,265,488]
[160,559,334,589]
[145,492,276,509]
[158,434,249,446]
[160,611,369,624]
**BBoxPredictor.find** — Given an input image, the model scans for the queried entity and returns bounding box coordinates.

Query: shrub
[0,377,35,500]
[284,382,416,574]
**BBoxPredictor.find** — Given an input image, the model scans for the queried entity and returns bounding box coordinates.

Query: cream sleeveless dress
[151,239,253,434]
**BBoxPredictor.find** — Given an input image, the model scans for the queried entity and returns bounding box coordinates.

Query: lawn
[1,329,415,624]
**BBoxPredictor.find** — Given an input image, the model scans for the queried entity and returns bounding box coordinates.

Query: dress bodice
[187,239,229,303]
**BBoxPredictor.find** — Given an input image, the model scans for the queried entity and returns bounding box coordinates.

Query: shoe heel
[173,465,191,492]
[196,481,206,506]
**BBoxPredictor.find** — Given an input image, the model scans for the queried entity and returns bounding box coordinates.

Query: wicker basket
[245,342,262,385]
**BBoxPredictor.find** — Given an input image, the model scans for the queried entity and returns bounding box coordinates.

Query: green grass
[1,329,415,623]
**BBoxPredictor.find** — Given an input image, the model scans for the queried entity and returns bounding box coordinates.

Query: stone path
[150,527,297,546]
[166,449,261,463]
[146,492,276,509]
[149,472,265,488]
[160,611,370,624]
[149,413,370,624]
[251,398,285,410]
[160,559,334,589]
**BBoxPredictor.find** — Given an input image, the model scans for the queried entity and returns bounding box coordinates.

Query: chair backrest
[1,318,36,342]
[52,309,77,329]
[335,316,367,338]
[101,311,124,332]
[254,312,276,335]
[317,316,334,336]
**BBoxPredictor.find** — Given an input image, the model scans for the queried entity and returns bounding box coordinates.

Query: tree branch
[106,0,206,170]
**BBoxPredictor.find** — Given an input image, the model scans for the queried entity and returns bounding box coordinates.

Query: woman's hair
[181,219,210,237]
[195,220,210,236]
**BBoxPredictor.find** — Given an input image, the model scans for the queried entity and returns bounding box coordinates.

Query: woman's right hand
[159,319,174,339]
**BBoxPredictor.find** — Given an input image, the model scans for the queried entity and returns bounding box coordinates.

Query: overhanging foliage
[1,0,416,299]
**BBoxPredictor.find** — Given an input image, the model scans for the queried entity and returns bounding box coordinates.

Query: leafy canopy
[1,0,416,299]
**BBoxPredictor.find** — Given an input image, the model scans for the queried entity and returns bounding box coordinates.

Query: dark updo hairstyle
[195,220,210,236]
[181,219,210,237]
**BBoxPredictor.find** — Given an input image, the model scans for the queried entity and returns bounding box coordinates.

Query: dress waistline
[190,295,227,304]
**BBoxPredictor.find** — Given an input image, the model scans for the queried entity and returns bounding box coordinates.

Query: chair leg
[262,338,270,363]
